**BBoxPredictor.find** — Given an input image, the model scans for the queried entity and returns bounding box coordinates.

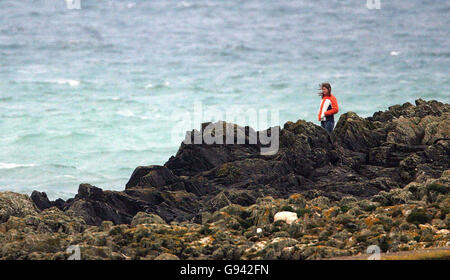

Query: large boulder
[131,212,166,226]
[274,211,298,225]
[332,112,386,153]
[0,192,38,223]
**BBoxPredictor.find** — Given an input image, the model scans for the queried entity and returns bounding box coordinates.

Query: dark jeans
[321,119,334,134]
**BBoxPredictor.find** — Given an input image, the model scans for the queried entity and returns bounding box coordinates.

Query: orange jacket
[318,94,339,121]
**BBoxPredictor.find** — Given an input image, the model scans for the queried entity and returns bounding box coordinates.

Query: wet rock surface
[0,99,448,259]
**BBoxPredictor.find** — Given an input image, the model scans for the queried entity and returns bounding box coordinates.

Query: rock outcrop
[27,99,449,226]
[0,99,448,260]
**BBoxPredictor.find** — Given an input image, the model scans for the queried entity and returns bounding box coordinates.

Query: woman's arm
[324,95,339,116]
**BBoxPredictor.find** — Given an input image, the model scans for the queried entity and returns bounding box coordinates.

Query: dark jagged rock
[29,99,449,226]
[76,184,106,201]
[30,191,52,210]
[31,191,66,211]
[68,184,136,225]
[165,122,262,176]
[126,165,178,189]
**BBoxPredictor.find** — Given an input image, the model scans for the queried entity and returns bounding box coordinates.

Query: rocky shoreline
[0,99,448,260]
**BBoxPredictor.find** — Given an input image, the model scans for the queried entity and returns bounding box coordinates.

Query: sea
[0,0,448,199]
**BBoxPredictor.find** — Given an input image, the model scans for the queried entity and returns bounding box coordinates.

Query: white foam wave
[0,162,36,169]
[53,79,80,87]
[117,110,135,117]
[56,174,77,179]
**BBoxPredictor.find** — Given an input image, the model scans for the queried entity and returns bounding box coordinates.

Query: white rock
[256,228,262,234]
[274,211,298,225]
[199,236,213,246]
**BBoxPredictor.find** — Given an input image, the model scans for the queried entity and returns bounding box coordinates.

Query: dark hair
[321,83,331,95]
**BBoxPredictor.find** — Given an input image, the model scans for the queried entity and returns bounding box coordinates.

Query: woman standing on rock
[318,82,339,133]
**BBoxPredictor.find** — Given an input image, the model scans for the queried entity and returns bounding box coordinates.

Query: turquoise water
[0,0,449,199]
